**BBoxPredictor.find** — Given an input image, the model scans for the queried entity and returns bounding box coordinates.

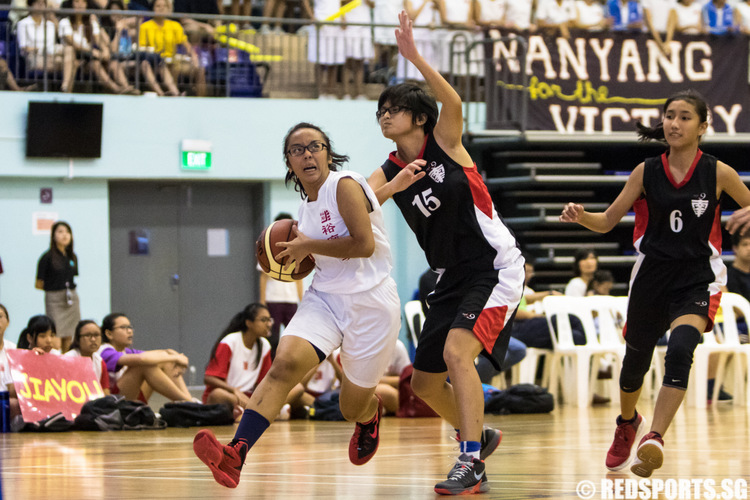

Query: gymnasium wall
[0,92,428,338]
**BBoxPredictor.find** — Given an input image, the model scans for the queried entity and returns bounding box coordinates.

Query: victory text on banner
[7,349,104,422]
[486,32,750,134]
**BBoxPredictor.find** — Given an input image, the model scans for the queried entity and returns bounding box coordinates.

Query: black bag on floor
[484,383,554,414]
[158,402,234,427]
[16,412,76,432]
[117,398,165,429]
[74,395,123,431]
[308,390,345,421]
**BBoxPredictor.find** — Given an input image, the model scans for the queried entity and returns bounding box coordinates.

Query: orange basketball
[256,219,315,282]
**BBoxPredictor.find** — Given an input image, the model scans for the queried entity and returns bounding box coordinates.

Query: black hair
[101,312,127,343]
[521,252,535,267]
[732,231,750,247]
[572,248,598,277]
[636,89,709,143]
[283,122,350,200]
[68,319,100,352]
[18,315,56,349]
[0,303,8,323]
[377,83,439,135]
[586,269,614,293]
[60,0,98,43]
[209,303,270,366]
[274,212,293,221]
[48,221,77,271]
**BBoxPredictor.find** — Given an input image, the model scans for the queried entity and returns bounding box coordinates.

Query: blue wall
[0,92,427,339]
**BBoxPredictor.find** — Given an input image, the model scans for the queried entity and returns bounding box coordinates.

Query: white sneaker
[276,403,291,421]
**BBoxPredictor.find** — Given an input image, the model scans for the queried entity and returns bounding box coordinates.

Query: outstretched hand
[726,206,750,236]
[391,159,427,193]
[559,203,584,223]
[395,10,419,62]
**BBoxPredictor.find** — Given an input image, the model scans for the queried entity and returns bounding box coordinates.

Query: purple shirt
[99,344,143,375]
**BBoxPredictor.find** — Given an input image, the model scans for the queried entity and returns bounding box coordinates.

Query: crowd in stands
[1,0,750,96]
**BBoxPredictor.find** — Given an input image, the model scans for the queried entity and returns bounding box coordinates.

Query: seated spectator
[670,0,703,34]
[643,0,676,54]
[372,0,401,80]
[586,269,615,296]
[58,0,133,93]
[16,0,65,76]
[0,304,21,420]
[606,0,645,32]
[503,0,536,31]
[374,338,411,415]
[573,0,611,31]
[702,0,734,34]
[737,0,750,34]
[172,0,218,41]
[301,0,345,99]
[725,231,750,341]
[64,320,110,395]
[259,0,289,33]
[138,0,206,96]
[565,247,598,297]
[17,314,59,354]
[0,58,35,90]
[99,0,142,93]
[99,312,193,402]
[202,303,273,408]
[341,0,373,100]
[474,0,506,29]
[535,0,576,38]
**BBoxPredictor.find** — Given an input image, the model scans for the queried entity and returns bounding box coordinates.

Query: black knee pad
[662,324,702,390]
[620,344,654,393]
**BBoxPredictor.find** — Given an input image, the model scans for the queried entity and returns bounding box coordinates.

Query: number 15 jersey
[380,134,520,270]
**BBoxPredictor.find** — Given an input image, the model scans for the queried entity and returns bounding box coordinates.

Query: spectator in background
[100,312,194,402]
[139,0,207,96]
[535,0,576,38]
[399,0,441,82]
[0,304,21,421]
[259,213,304,358]
[35,221,80,352]
[607,0,644,32]
[372,0,402,79]
[703,0,734,34]
[736,0,750,34]
[565,248,599,297]
[0,58,33,91]
[16,0,64,78]
[643,0,676,54]
[172,0,219,41]
[259,0,289,33]
[64,320,110,394]
[587,269,615,296]
[503,0,536,31]
[474,0,506,29]
[17,314,59,353]
[341,0,374,100]
[669,0,703,34]
[725,231,750,341]
[573,0,611,31]
[99,0,141,94]
[58,0,133,93]
[301,0,346,99]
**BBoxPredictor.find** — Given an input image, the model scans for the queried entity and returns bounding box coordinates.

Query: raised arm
[560,163,645,233]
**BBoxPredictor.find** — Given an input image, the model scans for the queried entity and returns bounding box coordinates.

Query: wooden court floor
[1,404,748,500]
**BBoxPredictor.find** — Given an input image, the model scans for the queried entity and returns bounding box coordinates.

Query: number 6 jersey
[380,134,520,270]
[633,150,723,260]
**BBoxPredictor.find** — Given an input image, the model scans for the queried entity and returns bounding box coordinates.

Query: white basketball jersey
[297,170,393,294]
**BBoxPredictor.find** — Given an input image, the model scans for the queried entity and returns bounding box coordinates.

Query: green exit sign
[182,151,212,169]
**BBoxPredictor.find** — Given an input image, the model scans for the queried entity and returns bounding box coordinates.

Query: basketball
[256,219,315,282]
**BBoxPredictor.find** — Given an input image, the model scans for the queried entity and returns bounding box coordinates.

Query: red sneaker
[605,413,646,471]
[631,432,664,478]
[349,395,382,465]
[193,429,247,488]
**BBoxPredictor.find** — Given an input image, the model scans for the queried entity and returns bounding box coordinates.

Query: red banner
[7,349,105,422]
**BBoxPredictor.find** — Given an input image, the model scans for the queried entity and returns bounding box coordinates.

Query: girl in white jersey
[194,122,401,489]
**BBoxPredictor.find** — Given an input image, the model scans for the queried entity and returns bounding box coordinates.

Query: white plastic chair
[703,293,750,407]
[686,292,749,408]
[542,295,624,408]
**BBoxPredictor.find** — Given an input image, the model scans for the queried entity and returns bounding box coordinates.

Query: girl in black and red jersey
[368,11,525,496]
[561,90,750,478]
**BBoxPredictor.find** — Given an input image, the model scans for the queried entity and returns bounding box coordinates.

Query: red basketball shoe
[349,395,382,465]
[193,429,247,488]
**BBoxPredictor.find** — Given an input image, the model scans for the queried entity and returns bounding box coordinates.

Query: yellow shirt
[138,19,186,58]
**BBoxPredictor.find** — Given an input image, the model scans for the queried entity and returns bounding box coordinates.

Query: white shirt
[384,339,411,376]
[373,0,402,44]
[257,263,300,303]
[504,0,534,29]
[58,17,101,51]
[476,0,507,24]
[16,15,57,55]
[674,2,703,33]
[212,332,271,392]
[565,277,588,297]
[642,0,677,32]
[297,171,393,294]
[575,0,606,29]
[444,0,472,24]
[536,0,576,25]
[0,340,17,387]
[735,2,750,30]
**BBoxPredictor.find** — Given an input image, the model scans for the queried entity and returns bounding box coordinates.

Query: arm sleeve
[204,343,232,380]
[99,346,124,373]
